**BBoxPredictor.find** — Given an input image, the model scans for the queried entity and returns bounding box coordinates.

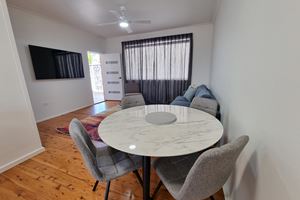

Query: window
[123,34,192,81]
[122,33,193,104]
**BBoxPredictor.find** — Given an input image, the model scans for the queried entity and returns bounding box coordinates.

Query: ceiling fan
[97,6,151,33]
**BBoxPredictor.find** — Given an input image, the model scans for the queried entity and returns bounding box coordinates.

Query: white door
[100,54,124,100]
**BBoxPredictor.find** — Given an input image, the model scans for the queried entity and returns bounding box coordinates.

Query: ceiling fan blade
[125,25,133,33]
[109,10,121,19]
[96,21,118,26]
[129,20,151,24]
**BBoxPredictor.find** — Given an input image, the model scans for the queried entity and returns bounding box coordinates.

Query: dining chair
[190,97,218,117]
[120,93,145,109]
[152,135,249,200]
[69,119,143,200]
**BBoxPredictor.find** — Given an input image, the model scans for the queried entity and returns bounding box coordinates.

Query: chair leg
[133,170,143,187]
[104,181,111,200]
[210,195,215,200]
[92,180,99,192]
[152,181,163,199]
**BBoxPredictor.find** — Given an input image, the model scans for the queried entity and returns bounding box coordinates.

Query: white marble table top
[98,105,223,157]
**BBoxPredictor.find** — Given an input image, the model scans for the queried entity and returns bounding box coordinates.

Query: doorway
[87,51,104,104]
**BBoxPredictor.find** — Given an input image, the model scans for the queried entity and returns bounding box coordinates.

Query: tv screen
[29,45,84,80]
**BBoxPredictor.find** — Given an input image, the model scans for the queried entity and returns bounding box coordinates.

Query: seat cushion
[152,152,201,197]
[170,100,191,107]
[95,143,142,180]
[173,96,189,102]
[170,96,191,107]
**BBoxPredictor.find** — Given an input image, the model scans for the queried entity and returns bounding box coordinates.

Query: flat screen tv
[29,45,84,80]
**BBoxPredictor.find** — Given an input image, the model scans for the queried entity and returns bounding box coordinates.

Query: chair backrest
[190,97,218,117]
[69,119,103,181]
[177,135,249,200]
[120,94,145,109]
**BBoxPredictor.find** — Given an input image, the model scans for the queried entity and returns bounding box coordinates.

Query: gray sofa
[171,85,221,119]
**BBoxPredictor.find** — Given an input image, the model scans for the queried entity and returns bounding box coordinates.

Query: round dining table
[99,104,223,200]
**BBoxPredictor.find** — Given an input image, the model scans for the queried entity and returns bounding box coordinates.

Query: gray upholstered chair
[152,135,249,200]
[190,97,218,117]
[120,93,145,109]
[69,119,143,200]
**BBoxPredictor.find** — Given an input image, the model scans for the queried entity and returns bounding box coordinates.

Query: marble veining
[98,105,224,157]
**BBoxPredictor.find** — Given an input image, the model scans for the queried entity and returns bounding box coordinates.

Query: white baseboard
[36,103,95,123]
[0,147,45,173]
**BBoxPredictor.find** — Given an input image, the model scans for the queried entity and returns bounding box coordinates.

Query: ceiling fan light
[119,21,129,28]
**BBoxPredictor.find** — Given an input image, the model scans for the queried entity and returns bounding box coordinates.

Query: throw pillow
[195,85,213,99]
[183,85,197,101]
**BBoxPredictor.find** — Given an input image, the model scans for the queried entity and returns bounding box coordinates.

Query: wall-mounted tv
[29,45,84,80]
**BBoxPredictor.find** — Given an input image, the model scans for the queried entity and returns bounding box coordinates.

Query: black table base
[143,156,152,200]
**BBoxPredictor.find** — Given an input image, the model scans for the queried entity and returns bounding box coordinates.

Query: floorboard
[0,101,224,200]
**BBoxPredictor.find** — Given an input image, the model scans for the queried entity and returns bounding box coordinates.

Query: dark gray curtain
[122,33,193,104]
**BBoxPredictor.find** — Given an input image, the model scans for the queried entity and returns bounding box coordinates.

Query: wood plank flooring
[0,101,224,200]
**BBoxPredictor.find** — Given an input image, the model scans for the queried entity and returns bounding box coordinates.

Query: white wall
[8,6,106,122]
[210,0,300,199]
[105,24,214,86]
[0,0,44,172]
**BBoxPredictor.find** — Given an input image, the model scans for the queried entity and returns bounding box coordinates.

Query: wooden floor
[0,101,224,200]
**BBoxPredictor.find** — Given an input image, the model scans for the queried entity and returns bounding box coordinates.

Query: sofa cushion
[183,85,197,101]
[195,85,215,99]
[124,81,140,93]
[173,96,189,102]
[170,96,191,107]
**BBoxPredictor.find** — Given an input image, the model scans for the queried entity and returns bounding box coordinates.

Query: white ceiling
[7,0,217,38]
